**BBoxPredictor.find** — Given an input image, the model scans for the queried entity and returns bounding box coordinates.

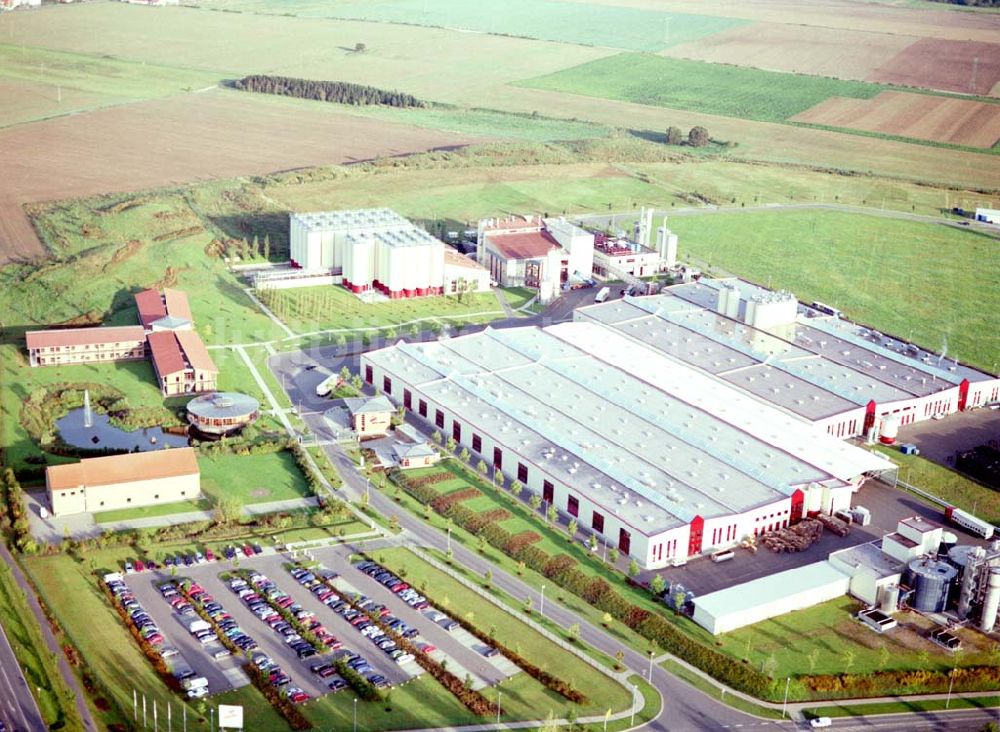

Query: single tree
[354,42,367,53]
[545,504,557,524]
[650,573,666,596]
[628,558,640,577]
[608,547,620,564]
[458,447,471,464]
[529,494,542,511]
[665,126,683,145]
[477,459,489,476]
[688,125,710,147]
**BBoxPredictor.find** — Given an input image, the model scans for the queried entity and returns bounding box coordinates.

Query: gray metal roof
[344,396,395,415]
[366,323,893,533]
[186,392,259,419]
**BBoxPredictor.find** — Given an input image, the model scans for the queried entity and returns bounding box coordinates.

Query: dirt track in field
[0,91,484,265]
[792,91,1000,148]
[661,23,913,82]
[869,38,1000,97]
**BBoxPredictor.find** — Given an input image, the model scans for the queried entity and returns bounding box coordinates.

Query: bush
[430,488,481,513]
[465,508,512,534]
[504,531,541,555]
[542,554,576,580]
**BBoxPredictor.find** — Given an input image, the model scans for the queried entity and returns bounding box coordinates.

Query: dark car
[327,678,348,692]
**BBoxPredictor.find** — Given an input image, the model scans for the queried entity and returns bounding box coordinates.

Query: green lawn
[0,43,218,127]
[198,0,745,53]
[246,346,293,409]
[93,498,212,523]
[0,561,82,730]
[521,54,892,123]
[212,346,269,404]
[668,210,1000,372]
[874,446,1000,524]
[0,344,179,473]
[198,450,312,505]
[660,660,783,719]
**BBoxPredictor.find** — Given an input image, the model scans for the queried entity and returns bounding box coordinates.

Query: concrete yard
[896,407,1000,467]
[656,479,992,595]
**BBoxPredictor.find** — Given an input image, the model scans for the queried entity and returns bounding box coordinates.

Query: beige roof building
[46,448,201,516]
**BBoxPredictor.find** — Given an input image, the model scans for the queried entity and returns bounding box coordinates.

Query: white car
[809,718,832,729]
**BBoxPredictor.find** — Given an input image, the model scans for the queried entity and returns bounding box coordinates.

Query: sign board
[217,705,244,730]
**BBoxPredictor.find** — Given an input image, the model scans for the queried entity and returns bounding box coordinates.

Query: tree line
[233,75,426,108]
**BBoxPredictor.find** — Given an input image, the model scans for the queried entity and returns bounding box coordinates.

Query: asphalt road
[0,620,45,732]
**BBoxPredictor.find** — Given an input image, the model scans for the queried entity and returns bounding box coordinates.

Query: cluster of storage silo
[945,540,1000,632]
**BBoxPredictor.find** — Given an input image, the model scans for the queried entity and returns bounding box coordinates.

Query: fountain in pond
[83,389,93,429]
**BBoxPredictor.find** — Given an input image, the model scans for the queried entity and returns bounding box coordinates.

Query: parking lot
[118,543,519,704]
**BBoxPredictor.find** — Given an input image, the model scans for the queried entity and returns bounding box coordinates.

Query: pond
[56,408,190,452]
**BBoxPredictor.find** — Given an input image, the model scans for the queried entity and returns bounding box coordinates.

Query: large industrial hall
[361,321,894,569]
[576,278,1000,440]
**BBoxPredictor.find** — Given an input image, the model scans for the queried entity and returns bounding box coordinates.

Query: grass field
[0,43,217,127]
[667,210,1000,372]
[211,346,270,404]
[198,451,312,505]
[200,0,746,53]
[0,561,82,730]
[93,498,213,523]
[875,446,1000,524]
[805,695,1000,719]
[521,53,892,123]
[373,547,633,718]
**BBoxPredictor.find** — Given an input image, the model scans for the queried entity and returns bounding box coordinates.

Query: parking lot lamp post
[540,584,546,616]
[354,698,358,732]
[210,706,214,732]
[647,650,654,681]
[496,690,502,730]
[447,526,452,553]
[630,685,636,726]
[782,676,790,718]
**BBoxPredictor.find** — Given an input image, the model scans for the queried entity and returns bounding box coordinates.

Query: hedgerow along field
[667,210,1000,373]
[198,0,747,53]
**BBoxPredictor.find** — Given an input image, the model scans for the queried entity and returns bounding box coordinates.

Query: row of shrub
[99,579,179,692]
[246,665,311,730]
[332,658,382,703]
[382,555,587,704]
[312,568,496,715]
[807,666,1000,697]
[232,570,328,654]
[407,471,454,489]
[2,468,34,553]
[429,487,480,513]
[389,467,772,698]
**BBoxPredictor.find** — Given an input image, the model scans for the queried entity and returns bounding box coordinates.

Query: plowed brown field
[661,23,912,82]
[0,91,483,265]
[869,39,1000,97]
[792,91,1000,148]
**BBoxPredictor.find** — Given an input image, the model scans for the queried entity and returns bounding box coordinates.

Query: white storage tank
[879,413,900,445]
[982,567,1000,633]
[878,583,899,613]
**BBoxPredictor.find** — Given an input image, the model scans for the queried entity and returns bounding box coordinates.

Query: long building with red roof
[25,326,146,367]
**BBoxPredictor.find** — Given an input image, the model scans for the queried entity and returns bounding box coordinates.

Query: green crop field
[199,0,746,53]
[668,210,1000,372]
[521,53,890,123]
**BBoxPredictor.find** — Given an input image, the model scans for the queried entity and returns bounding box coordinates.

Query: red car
[242,545,254,557]
[390,583,410,594]
[134,560,145,572]
[288,691,309,704]
[205,549,216,562]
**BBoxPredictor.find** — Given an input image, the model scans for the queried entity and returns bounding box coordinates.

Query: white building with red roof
[25,326,146,367]
[134,288,193,331]
[147,330,218,396]
[476,216,594,303]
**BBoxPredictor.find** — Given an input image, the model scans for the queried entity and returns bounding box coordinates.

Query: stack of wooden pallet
[760,518,824,552]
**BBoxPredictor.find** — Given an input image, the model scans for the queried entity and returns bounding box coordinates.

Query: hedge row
[807,666,1000,696]
[465,508,512,534]
[333,658,382,702]
[247,665,311,730]
[305,565,495,715]
[408,471,455,488]
[99,580,179,692]
[505,531,541,555]
[430,488,481,513]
